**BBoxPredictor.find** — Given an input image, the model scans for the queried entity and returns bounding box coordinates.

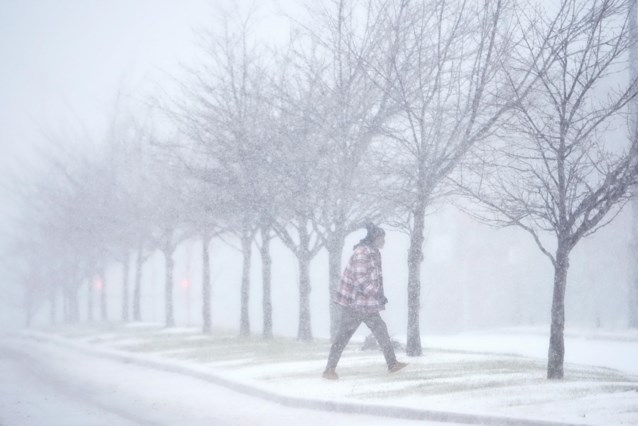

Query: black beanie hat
[355,223,385,249]
[365,222,385,240]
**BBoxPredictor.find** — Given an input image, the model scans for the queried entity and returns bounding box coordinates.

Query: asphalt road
[0,336,463,426]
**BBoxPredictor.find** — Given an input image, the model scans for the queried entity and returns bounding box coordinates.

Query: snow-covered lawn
[24,324,638,425]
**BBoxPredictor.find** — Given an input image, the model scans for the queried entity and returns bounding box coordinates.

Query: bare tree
[267,45,332,342]
[144,143,194,328]
[168,6,276,337]
[8,127,123,324]
[628,0,638,329]
[176,166,226,334]
[114,114,158,323]
[459,0,638,379]
[269,119,324,341]
[1,224,53,326]
[289,0,400,340]
[372,0,537,356]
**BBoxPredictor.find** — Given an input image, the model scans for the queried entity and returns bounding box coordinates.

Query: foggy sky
[0,0,634,336]
[0,0,285,329]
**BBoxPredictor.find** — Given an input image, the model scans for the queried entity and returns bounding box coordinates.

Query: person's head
[358,223,386,249]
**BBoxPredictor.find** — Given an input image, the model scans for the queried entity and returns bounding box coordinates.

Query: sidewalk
[16,324,638,426]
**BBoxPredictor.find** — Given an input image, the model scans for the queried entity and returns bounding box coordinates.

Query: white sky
[0,0,295,326]
[0,1,203,216]
[0,0,293,171]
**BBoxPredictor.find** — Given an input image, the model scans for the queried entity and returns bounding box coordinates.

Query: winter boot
[388,361,408,373]
[322,369,339,380]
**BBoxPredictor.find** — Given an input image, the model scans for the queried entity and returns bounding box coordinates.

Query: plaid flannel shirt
[334,244,385,313]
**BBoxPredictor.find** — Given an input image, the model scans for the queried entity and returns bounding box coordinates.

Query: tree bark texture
[121,254,130,322]
[100,278,108,321]
[297,253,313,341]
[547,245,569,379]
[164,249,175,328]
[327,233,345,341]
[406,206,426,356]
[87,280,94,322]
[202,235,212,334]
[260,227,273,339]
[240,234,252,337]
[132,248,143,322]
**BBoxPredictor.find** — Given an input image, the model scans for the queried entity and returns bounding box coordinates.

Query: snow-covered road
[0,336,464,426]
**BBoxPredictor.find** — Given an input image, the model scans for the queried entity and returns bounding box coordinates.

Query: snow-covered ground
[423,327,638,375]
[4,325,638,426]
[0,336,463,426]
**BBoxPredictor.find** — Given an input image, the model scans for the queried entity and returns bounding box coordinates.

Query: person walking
[323,223,408,380]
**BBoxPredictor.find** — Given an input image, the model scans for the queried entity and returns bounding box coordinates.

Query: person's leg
[325,308,361,372]
[363,312,397,369]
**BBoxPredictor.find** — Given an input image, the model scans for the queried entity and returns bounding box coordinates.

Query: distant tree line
[5,0,638,380]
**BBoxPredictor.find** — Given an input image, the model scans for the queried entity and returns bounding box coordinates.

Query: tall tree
[143,140,193,328]
[295,0,399,339]
[269,48,329,342]
[127,123,156,323]
[373,0,534,355]
[628,0,638,329]
[170,7,273,336]
[459,0,638,379]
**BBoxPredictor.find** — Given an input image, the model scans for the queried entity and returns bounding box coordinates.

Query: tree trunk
[121,253,130,322]
[132,247,143,322]
[298,252,313,341]
[260,226,273,339]
[164,248,175,328]
[406,205,426,356]
[100,276,108,321]
[63,286,69,321]
[66,285,80,323]
[87,279,94,322]
[24,286,34,328]
[327,232,345,341]
[629,260,638,328]
[629,206,638,327]
[202,234,212,334]
[629,0,638,329]
[64,285,70,322]
[547,243,570,379]
[240,233,252,337]
[49,287,58,324]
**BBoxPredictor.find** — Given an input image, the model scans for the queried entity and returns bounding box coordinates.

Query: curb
[16,331,589,426]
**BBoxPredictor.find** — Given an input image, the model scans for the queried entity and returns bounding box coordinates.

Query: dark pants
[325,306,397,371]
